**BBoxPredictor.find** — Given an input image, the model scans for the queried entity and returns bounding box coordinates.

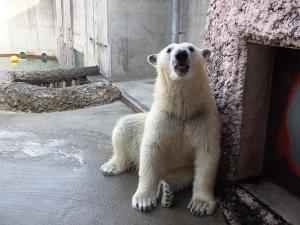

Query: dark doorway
[264,47,300,198]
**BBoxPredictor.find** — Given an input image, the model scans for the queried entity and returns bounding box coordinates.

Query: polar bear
[101,43,221,216]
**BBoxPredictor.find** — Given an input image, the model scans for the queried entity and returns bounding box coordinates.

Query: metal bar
[172,0,180,43]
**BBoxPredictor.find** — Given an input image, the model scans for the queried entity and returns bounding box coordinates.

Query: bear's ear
[201,49,211,60]
[147,54,157,66]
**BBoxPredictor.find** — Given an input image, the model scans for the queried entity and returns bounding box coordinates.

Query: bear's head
[147,43,211,80]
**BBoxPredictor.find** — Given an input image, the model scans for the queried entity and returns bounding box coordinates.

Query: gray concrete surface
[0,0,56,56]
[67,0,210,81]
[108,0,172,81]
[108,0,210,81]
[180,0,210,47]
[238,44,275,179]
[115,79,155,111]
[0,102,225,225]
[242,180,300,225]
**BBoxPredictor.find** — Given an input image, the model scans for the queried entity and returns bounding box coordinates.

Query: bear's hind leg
[101,130,133,176]
[157,168,193,208]
[101,154,132,176]
[101,113,145,176]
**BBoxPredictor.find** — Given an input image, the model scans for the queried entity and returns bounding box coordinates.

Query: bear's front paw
[101,161,124,176]
[132,191,157,212]
[188,198,216,216]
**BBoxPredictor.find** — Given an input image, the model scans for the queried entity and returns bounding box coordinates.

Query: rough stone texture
[242,180,300,225]
[0,66,120,112]
[204,0,300,179]
[219,184,287,225]
[0,66,99,85]
[0,82,120,112]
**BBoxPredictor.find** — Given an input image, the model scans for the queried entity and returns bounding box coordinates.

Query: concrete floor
[0,102,226,225]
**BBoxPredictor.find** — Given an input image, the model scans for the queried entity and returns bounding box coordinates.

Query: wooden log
[0,81,120,112]
[0,66,99,85]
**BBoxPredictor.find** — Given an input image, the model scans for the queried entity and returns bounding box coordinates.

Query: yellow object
[10,55,19,63]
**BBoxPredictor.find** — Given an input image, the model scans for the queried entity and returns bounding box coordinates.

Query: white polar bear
[101,43,221,216]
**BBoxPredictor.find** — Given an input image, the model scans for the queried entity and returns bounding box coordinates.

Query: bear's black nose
[175,50,188,61]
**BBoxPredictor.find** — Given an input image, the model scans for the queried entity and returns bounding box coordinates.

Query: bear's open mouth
[174,64,190,75]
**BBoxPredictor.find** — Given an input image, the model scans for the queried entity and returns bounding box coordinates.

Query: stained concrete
[0,102,225,225]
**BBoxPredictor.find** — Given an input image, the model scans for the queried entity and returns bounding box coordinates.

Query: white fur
[101,43,221,216]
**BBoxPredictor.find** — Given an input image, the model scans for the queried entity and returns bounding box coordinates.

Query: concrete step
[115,79,155,112]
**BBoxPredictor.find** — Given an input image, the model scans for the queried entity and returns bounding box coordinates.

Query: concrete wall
[72,0,108,69]
[238,43,275,179]
[0,0,209,79]
[107,0,209,81]
[0,0,56,56]
[108,0,172,81]
[55,0,75,68]
[57,0,209,81]
[180,0,209,47]
[68,0,172,81]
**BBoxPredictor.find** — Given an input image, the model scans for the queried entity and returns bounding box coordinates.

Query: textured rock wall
[0,67,120,112]
[0,82,120,113]
[0,66,99,85]
[204,0,300,179]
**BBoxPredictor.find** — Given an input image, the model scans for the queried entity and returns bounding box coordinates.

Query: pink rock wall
[204,0,300,179]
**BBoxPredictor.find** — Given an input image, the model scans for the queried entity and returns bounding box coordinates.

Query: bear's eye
[188,46,195,52]
[166,48,172,53]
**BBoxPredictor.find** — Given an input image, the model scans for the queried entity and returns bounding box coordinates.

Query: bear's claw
[188,198,216,216]
[132,192,157,212]
[101,161,123,175]
[157,180,174,208]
